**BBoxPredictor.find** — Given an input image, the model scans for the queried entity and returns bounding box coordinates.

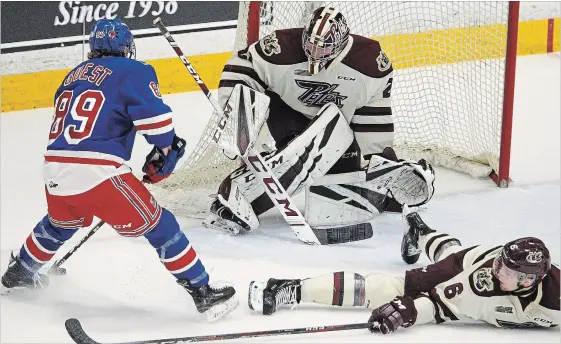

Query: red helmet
[493,237,551,290]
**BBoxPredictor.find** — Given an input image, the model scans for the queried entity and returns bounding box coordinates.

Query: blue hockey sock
[18,215,79,273]
[144,208,209,287]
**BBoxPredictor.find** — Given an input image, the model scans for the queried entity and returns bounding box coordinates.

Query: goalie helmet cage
[150,1,519,217]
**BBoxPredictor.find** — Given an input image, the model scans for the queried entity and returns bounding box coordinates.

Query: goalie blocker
[205,89,435,241]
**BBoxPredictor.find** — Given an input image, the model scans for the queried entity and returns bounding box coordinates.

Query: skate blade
[0,284,36,296]
[205,295,239,322]
[248,280,267,313]
[0,284,14,296]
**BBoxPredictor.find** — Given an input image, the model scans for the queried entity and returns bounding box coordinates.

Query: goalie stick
[65,317,374,344]
[152,17,322,245]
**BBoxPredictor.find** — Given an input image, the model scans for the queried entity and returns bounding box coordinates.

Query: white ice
[0,53,559,343]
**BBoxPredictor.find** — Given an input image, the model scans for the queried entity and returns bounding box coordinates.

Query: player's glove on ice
[368,296,418,335]
[142,134,186,184]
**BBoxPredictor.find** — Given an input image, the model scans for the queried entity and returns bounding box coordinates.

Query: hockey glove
[368,296,418,335]
[366,155,435,207]
[142,135,186,184]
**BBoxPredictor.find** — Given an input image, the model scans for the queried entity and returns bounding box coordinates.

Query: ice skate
[400,205,436,264]
[202,198,251,235]
[1,252,50,294]
[248,278,301,315]
[178,279,239,322]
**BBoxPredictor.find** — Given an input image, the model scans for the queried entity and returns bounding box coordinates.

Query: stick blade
[65,318,100,344]
[312,222,373,245]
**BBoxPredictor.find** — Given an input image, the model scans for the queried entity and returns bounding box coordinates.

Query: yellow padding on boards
[1,18,559,113]
[1,52,232,113]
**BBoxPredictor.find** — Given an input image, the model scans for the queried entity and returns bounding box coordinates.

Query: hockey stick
[65,317,373,344]
[152,17,321,245]
[48,220,105,275]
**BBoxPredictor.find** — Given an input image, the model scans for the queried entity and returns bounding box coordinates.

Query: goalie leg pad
[213,84,271,158]
[305,170,387,228]
[219,103,354,219]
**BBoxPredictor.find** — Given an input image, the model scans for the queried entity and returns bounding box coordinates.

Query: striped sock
[145,209,209,287]
[18,216,79,272]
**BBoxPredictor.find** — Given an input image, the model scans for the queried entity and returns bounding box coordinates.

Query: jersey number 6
[49,89,105,145]
[444,282,464,299]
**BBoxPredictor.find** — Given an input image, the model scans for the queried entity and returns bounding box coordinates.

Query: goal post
[495,0,520,188]
[150,1,520,217]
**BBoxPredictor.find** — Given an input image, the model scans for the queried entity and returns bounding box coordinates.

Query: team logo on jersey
[149,81,162,99]
[260,33,281,56]
[376,51,391,72]
[526,251,543,263]
[295,80,347,108]
[473,267,494,292]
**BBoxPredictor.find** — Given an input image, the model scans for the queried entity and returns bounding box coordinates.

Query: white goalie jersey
[218,28,395,158]
[405,240,560,329]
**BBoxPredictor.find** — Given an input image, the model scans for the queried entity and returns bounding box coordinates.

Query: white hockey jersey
[218,28,394,158]
[405,242,560,329]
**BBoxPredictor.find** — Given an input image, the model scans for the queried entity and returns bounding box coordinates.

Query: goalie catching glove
[366,154,435,207]
[142,134,186,184]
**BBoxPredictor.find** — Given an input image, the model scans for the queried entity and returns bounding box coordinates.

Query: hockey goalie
[204,6,435,239]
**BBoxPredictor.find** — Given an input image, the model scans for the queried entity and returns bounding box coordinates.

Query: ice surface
[0,53,559,343]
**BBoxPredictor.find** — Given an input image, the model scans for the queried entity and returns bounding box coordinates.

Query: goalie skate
[202,198,251,235]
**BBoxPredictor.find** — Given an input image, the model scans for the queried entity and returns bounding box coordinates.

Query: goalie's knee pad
[305,170,387,228]
[304,149,436,228]
[217,102,354,219]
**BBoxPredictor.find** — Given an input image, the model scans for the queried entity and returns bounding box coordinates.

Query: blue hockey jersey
[43,57,176,195]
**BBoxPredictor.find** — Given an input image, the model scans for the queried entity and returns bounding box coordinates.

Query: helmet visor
[493,255,537,291]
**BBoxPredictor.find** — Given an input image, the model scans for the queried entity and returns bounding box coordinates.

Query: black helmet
[493,237,551,289]
[302,6,350,75]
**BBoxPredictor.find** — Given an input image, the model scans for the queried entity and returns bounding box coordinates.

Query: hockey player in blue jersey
[0,18,238,321]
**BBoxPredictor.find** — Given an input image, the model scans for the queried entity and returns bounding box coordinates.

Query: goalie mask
[492,237,551,291]
[302,6,350,75]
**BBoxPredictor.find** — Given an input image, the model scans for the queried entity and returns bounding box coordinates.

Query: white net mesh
[151,1,511,217]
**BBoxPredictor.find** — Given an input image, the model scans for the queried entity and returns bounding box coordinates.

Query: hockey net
[150,1,518,217]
